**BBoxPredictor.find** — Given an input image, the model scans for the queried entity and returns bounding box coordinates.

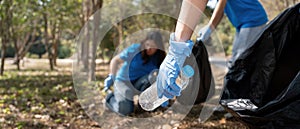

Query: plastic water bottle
[139,65,194,111]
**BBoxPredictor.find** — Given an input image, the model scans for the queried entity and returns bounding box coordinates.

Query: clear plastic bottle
[139,65,194,111]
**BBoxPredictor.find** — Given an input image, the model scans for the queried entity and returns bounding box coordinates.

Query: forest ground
[0,58,247,129]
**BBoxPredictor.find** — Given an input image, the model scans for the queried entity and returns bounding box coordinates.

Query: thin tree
[81,0,103,81]
[0,0,13,75]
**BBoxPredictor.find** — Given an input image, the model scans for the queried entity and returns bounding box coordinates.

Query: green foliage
[58,45,72,59]
[28,43,47,58]
[0,45,16,57]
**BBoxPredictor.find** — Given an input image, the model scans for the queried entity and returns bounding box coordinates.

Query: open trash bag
[220,3,300,128]
[177,40,214,105]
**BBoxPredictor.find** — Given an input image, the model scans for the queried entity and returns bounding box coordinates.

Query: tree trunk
[51,21,57,66]
[89,24,97,81]
[43,13,54,70]
[82,0,92,71]
[12,20,37,70]
[0,29,8,76]
[88,0,103,81]
[53,33,59,66]
[81,0,103,81]
[0,20,4,75]
[0,0,12,75]
[18,34,35,61]
[13,20,37,68]
[0,41,6,76]
[12,25,20,70]
[51,20,61,66]
[13,39,20,70]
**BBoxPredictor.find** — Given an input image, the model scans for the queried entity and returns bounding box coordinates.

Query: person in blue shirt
[199,0,268,67]
[103,31,166,115]
[156,0,268,100]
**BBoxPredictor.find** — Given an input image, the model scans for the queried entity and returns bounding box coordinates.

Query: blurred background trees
[0,0,299,75]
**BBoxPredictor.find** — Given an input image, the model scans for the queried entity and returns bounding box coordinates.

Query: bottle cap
[182,65,194,78]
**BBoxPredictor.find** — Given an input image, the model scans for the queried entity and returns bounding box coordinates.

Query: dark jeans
[105,70,157,116]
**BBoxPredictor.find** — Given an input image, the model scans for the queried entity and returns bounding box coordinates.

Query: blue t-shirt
[224,0,268,31]
[116,44,160,82]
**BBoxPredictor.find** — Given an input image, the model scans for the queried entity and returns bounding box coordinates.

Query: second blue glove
[198,24,213,44]
[103,74,115,92]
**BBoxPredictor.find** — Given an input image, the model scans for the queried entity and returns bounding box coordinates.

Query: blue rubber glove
[103,74,115,92]
[198,25,212,43]
[161,101,169,108]
[156,33,194,99]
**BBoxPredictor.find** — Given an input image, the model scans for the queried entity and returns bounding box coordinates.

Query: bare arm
[109,55,124,76]
[175,0,208,42]
[208,0,227,29]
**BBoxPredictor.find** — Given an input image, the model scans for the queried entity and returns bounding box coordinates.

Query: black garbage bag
[220,3,300,129]
[178,40,214,105]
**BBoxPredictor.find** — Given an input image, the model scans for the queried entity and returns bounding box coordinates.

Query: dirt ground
[0,58,248,129]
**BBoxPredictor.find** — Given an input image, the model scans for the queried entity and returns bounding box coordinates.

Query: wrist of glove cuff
[104,74,115,89]
[108,74,115,80]
[168,33,194,68]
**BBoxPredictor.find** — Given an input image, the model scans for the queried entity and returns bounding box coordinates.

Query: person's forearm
[109,55,123,76]
[175,0,208,42]
[208,0,226,29]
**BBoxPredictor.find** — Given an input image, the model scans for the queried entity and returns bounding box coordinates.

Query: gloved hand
[198,24,213,43]
[103,74,115,92]
[156,33,194,99]
[161,101,169,108]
